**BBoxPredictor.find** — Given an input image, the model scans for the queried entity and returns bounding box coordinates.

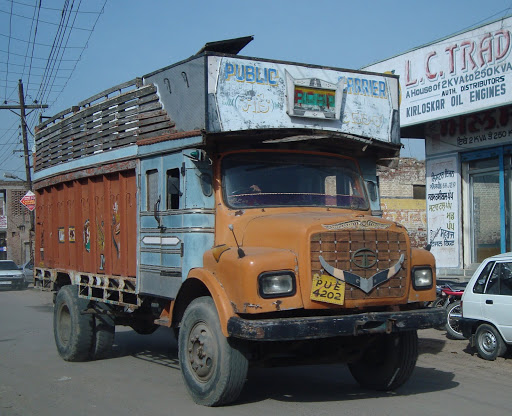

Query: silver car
[0,260,26,290]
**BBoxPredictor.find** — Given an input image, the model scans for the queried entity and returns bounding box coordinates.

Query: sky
[2,0,512,182]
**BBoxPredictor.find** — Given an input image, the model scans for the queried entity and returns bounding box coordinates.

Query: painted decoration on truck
[363,17,512,128]
[322,219,391,231]
[112,201,121,258]
[83,219,91,252]
[97,218,105,251]
[212,57,399,143]
[58,227,65,243]
[69,226,75,243]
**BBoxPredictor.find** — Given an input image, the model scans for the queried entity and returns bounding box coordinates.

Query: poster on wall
[426,155,460,268]
[363,16,512,128]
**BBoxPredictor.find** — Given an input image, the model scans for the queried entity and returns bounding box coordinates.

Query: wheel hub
[481,331,497,353]
[187,322,214,381]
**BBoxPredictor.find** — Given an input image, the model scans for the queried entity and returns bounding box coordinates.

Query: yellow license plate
[310,274,345,305]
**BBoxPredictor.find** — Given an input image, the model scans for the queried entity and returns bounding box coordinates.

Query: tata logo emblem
[352,248,378,269]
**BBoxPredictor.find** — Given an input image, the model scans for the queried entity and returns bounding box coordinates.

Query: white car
[0,260,26,290]
[461,252,512,360]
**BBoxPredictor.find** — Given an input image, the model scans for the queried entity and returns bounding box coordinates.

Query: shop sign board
[425,105,512,155]
[363,16,512,127]
[426,155,460,268]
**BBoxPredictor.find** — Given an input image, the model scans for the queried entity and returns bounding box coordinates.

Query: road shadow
[111,328,458,405]
[235,363,457,405]
[111,327,180,370]
[418,334,447,355]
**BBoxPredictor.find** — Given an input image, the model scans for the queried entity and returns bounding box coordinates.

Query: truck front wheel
[53,285,94,362]
[348,330,418,391]
[178,296,248,406]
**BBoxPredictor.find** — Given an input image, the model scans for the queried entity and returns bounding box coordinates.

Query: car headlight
[258,271,296,298]
[412,267,433,290]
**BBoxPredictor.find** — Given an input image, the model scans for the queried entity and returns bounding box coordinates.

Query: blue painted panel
[182,213,215,228]
[34,145,138,181]
[140,216,159,229]
[137,135,204,157]
[182,232,215,280]
[140,251,162,266]
[183,153,215,210]
[162,253,182,268]
[160,214,185,229]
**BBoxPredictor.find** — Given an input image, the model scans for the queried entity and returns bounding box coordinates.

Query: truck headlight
[412,267,433,290]
[258,271,296,298]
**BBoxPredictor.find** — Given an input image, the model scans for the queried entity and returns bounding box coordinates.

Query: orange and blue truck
[33,36,444,406]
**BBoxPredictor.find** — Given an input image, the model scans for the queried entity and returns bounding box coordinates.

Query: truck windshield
[222,152,369,210]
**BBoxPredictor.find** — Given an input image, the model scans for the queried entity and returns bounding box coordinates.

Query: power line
[1,0,102,14]
[0,32,83,48]
[0,8,94,31]
[4,0,13,101]
[0,47,81,61]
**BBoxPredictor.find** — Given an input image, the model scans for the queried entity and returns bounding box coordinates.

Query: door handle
[486,299,493,305]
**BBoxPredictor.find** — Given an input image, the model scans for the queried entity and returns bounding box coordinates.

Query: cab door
[138,150,215,298]
[138,153,184,298]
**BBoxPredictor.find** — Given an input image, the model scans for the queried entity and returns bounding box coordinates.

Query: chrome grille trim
[310,230,408,299]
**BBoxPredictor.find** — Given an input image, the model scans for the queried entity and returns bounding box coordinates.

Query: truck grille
[310,230,408,299]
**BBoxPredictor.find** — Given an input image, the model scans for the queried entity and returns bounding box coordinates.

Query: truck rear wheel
[91,314,115,360]
[348,330,418,391]
[54,285,94,362]
[178,296,248,406]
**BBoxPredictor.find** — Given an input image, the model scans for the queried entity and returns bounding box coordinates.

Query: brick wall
[378,158,427,248]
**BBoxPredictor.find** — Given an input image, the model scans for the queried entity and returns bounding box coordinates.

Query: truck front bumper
[227,307,446,341]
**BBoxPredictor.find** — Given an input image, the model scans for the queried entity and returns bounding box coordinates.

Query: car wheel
[475,323,507,361]
[445,301,465,340]
[348,330,418,391]
[178,296,248,406]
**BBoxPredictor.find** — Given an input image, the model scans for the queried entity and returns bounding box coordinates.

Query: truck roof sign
[211,56,399,143]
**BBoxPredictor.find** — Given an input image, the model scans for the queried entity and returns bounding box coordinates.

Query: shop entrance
[464,148,512,263]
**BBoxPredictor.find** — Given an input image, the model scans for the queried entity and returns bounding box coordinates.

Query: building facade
[378,158,427,249]
[364,16,512,278]
[0,180,32,266]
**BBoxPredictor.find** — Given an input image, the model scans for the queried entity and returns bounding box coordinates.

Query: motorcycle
[431,279,467,340]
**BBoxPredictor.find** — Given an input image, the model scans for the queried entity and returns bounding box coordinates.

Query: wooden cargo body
[35,170,137,277]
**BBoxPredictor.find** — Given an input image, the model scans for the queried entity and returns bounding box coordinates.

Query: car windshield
[0,261,18,270]
[222,152,369,210]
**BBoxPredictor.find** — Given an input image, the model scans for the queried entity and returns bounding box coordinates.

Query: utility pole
[0,79,48,188]
[0,79,48,261]
[18,80,33,191]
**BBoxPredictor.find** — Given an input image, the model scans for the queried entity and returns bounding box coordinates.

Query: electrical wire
[0,0,107,177]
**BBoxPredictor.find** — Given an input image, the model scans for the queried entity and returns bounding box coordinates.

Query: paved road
[1,288,512,416]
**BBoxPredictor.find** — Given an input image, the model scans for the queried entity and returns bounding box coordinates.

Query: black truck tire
[348,330,418,391]
[53,285,94,362]
[178,296,248,406]
[91,314,115,360]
